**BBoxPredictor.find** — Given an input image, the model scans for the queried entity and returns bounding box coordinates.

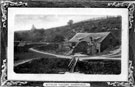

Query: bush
[14,58,70,73]
[14,57,121,74]
[35,44,58,51]
[75,60,121,74]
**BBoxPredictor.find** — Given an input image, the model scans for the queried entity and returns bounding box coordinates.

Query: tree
[14,32,22,41]
[67,20,73,27]
[91,26,97,32]
[53,35,65,42]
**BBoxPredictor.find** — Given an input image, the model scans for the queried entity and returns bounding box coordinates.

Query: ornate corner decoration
[1,1,27,28]
[108,2,135,32]
[1,59,27,86]
[107,2,135,87]
[1,1,28,86]
[1,59,7,86]
[107,60,134,87]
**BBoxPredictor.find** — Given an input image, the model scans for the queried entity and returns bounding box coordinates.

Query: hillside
[14,16,121,42]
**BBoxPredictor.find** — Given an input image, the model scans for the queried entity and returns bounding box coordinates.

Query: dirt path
[14,58,38,66]
[14,48,72,67]
[29,48,72,59]
[29,48,121,61]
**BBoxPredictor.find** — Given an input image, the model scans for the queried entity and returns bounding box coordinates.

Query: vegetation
[53,34,65,42]
[14,16,121,74]
[14,29,45,42]
[76,60,121,74]
[14,43,57,61]
[35,45,70,55]
[14,49,56,62]
[14,16,121,42]
[14,57,121,74]
[14,57,70,73]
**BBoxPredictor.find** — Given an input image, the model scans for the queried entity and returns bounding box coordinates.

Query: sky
[14,15,109,31]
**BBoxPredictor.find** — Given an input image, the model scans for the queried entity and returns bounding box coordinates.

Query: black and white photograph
[1,0,135,86]
[7,8,129,82]
[14,14,122,74]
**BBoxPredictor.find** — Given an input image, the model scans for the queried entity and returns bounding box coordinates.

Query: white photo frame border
[8,8,128,82]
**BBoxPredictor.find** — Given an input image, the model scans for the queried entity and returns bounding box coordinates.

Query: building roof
[69,32,111,43]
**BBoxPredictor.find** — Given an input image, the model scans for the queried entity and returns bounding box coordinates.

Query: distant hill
[14,16,121,42]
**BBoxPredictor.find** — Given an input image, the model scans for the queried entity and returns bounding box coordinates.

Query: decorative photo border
[1,1,135,86]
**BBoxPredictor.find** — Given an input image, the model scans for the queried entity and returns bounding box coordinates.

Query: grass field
[14,57,70,73]
[14,43,121,74]
[14,49,57,65]
[14,56,121,74]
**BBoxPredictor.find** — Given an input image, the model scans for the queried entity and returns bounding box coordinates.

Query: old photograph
[14,15,121,74]
[8,8,128,81]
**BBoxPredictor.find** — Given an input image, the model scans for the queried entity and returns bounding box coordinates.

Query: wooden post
[68,56,79,73]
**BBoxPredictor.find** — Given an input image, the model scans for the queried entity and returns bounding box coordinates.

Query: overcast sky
[14,15,109,31]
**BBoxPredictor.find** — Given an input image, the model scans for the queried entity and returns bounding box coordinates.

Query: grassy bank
[14,57,121,74]
[14,57,70,73]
